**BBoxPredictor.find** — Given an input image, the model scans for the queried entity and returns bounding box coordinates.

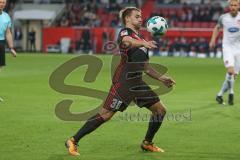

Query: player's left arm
[5,27,17,57]
[209,15,223,49]
[144,62,175,88]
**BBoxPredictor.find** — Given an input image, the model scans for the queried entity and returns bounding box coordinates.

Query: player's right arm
[122,36,157,49]
[6,27,17,57]
[144,62,175,88]
[119,28,157,49]
[5,14,17,57]
[209,15,223,49]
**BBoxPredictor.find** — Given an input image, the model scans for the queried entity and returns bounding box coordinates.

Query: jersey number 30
[110,98,123,110]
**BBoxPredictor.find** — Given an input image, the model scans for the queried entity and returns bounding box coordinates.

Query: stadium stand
[9,0,230,56]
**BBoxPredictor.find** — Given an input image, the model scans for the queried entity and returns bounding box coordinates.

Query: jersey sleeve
[117,28,133,43]
[6,14,12,28]
[217,15,224,27]
[7,20,12,28]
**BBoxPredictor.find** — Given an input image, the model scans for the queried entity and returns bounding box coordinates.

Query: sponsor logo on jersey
[228,27,239,33]
[121,30,128,36]
[139,47,147,54]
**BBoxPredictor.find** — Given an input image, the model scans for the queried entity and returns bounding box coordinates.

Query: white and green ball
[147,16,168,37]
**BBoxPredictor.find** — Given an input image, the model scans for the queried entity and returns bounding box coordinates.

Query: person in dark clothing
[65,7,175,156]
[28,28,36,52]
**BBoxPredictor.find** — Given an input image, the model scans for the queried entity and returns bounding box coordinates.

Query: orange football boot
[141,141,165,152]
[65,138,80,156]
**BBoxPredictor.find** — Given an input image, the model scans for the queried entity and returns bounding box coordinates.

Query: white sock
[227,74,234,94]
[217,73,230,96]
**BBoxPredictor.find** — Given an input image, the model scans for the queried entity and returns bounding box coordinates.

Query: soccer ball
[146,16,168,37]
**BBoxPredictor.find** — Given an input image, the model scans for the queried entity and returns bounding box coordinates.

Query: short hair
[228,0,240,3]
[119,7,141,25]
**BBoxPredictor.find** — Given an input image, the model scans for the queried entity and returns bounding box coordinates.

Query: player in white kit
[209,0,240,105]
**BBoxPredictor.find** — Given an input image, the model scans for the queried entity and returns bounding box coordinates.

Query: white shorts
[223,44,240,74]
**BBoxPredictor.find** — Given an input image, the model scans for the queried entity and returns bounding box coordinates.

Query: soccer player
[0,0,17,72]
[65,7,175,156]
[0,0,16,101]
[209,0,240,105]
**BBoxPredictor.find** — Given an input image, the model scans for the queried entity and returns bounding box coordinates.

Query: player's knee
[99,108,115,121]
[227,68,235,75]
[153,106,166,117]
[228,71,234,76]
[160,107,167,116]
[100,112,114,121]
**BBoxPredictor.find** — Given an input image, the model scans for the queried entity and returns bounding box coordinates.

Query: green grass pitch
[0,53,240,160]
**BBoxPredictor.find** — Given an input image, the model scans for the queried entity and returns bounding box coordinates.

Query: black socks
[72,112,165,144]
[73,113,105,143]
[144,113,165,142]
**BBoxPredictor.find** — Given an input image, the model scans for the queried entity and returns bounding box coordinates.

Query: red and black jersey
[112,27,149,84]
[104,28,159,112]
[117,27,149,62]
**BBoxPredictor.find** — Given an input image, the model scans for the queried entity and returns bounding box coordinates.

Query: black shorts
[0,40,6,66]
[103,81,160,112]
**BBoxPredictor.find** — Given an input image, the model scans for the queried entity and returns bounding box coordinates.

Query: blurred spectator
[76,38,84,52]
[186,9,193,21]
[55,0,140,27]
[212,11,221,22]
[152,2,224,27]
[60,17,70,27]
[169,37,181,56]
[214,38,222,58]
[215,38,222,52]
[102,28,109,49]
[110,14,120,27]
[180,11,187,22]
[28,28,36,52]
[49,0,226,57]
[151,37,222,58]
[92,16,101,27]
[198,37,209,56]
[108,1,121,12]
[189,38,198,57]
[179,37,189,57]
[14,27,23,51]
[55,0,225,27]
[157,37,169,56]
[82,29,92,54]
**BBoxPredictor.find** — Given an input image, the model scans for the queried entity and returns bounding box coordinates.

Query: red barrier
[141,28,222,40]
[42,27,222,53]
[91,28,115,53]
[42,27,115,53]
[42,27,75,52]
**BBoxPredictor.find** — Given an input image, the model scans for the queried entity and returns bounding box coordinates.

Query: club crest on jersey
[139,47,147,54]
[121,30,128,36]
[228,27,239,33]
